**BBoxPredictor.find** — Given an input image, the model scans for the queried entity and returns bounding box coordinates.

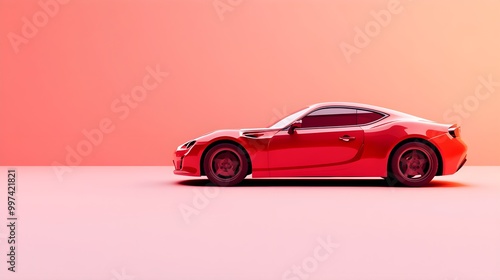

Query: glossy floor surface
[0,166,498,280]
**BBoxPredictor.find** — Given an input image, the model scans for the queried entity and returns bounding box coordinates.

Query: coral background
[1,0,499,166]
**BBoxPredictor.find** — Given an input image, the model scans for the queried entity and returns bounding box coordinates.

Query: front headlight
[177,140,196,150]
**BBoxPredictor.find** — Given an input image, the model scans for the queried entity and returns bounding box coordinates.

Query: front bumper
[172,144,203,176]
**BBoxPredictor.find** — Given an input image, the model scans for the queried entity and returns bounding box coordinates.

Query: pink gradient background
[1,0,500,165]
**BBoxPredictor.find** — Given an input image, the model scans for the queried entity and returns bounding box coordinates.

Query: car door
[267,107,364,176]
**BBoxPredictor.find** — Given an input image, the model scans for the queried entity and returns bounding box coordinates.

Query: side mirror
[288,120,302,135]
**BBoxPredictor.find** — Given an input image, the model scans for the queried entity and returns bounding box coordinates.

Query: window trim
[283,106,389,131]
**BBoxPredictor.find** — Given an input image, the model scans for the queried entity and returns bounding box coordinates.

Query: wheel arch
[387,137,443,176]
[200,139,252,176]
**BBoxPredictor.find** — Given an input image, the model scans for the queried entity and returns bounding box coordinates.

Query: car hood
[195,127,281,142]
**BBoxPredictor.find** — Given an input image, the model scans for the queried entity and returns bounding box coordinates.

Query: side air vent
[242,133,264,138]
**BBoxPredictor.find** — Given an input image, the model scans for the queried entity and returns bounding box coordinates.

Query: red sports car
[173,102,467,187]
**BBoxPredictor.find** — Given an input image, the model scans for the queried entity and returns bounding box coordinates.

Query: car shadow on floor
[175,178,467,188]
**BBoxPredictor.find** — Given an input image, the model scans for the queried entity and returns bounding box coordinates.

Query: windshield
[268,107,310,129]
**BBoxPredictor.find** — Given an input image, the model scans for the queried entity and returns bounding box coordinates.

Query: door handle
[339,135,356,142]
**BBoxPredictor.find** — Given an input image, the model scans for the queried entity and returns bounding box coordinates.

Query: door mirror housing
[288,120,302,134]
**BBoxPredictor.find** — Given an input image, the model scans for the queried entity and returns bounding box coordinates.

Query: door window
[301,108,357,128]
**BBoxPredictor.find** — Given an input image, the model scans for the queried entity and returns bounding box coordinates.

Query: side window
[301,108,357,128]
[356,109,385,125]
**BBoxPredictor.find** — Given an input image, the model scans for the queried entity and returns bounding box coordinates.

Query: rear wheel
[388,142,438,187]
[203,143,248,186]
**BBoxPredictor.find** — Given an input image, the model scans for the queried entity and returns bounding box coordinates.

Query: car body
[173,102,467,186]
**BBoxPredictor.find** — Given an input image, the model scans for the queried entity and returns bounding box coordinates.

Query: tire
[203,143,248,186]
[388,142,438,187]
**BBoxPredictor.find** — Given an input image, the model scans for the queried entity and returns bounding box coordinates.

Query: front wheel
[388,142,438,187]
[203,143,248,186]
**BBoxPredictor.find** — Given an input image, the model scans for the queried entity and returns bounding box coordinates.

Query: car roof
[309,102,418,119]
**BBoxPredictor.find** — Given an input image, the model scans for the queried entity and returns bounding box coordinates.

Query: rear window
[356,109,385,125]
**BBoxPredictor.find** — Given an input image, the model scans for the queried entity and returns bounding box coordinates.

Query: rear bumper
[431,134,467,175]
[457,157,467,172]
